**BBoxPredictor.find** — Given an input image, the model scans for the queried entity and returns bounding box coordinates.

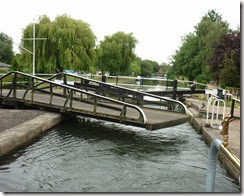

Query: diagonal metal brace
[23,79,34,105]
[119,105,127,122]
[64,89,73,110]
[4,73,17,100]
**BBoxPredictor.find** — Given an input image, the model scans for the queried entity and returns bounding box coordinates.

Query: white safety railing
[206,96,226,128]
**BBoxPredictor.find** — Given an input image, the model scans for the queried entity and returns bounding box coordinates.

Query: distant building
[0,62,11,73]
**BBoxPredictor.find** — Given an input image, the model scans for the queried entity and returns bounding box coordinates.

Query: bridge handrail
[0,71,147,124]
[82,74,207,87]
[44,72,190,115]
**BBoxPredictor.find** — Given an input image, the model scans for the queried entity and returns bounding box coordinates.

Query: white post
[211,100,217,128]
[33,22,35,76]
[206,97,217,125]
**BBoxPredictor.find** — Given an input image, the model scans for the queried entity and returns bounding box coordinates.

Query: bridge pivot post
[13,73,17,99]
[31,77,34,103]
[0,79,2,96]
[102,74,106,83]
[70,90,73,109]
[49,83,53,105]
[63,74,67,95]
[172,79,177,100]
[166,77,168,91]
[94,97,97,113]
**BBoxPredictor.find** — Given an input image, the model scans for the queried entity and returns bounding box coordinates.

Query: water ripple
[0,118,240,192]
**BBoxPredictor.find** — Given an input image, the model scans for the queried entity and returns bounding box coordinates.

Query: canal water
[0,118,239,192]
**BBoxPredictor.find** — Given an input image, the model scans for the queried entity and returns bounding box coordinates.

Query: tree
[149,60,160,74]
[0,33,14,64]
[95,41,122,75]
[194,10,229,82]
[96,32,137,75]
[169,10,229,82]
[129,57,141,76]
[208,31,240,83]
[140,60,153,77]
[170,33,200,81]
[11,57,23,71]
[159,63,172,76]
[19,14,96,73]
[219,53,239,87]
[129,62,141,76]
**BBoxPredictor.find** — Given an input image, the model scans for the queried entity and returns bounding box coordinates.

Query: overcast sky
[0,0,241,64]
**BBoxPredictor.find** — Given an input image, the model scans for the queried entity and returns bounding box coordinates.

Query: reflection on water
[0,118,240,192]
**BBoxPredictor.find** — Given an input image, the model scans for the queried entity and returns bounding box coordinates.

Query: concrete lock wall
[0,112,62,157]
[190,116,240,185]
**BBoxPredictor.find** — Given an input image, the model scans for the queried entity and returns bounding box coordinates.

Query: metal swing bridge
[0,71,191,130]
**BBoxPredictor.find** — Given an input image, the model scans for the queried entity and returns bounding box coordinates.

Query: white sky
[0,0,241,64]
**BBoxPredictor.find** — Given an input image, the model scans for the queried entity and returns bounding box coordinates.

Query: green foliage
[170,33,200,81]
[11,57,23,71]
[140,60,153,77]
[19,14,96,73]
[159,63,172,75]
[208,31,240,83]
[219,54,239,88]
[149,60,159,74]
[96,32,137,75]
[169,10,229,82]
[0,33,14,64]
[95,40,122,75]
[129,61,141,76]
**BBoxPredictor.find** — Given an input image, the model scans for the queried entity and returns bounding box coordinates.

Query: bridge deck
[0,89,189,130]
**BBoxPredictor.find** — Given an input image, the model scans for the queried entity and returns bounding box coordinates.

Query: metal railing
[206,97,226,128]
[230,98,240,118]
[82,74,207,89]
[0,71,147,125]
[35,72,191,115]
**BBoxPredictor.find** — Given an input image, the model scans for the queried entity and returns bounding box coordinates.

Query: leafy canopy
[208,31,240,83]
[168,10,229,83]
[19,14,96,73]
[96,32,137,75]
[0,33,14,64]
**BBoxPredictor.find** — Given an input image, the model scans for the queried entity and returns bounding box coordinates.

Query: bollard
[221,115,233,147]
[102,74,107,83]
[172,80,177,100]
[230,99,235,118]
[217,88,224,99]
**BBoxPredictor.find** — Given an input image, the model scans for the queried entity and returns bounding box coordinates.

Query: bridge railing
[74,74,207,90]
[0,71,147,125]
[34,72,190,115]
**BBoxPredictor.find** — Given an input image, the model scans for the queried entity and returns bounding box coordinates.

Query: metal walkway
[0,72,191,130]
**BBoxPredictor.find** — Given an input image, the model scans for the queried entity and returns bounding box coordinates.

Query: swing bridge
[0,71,191,130]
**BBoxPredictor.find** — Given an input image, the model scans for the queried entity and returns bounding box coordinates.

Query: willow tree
[0,33,14,64]
[96,32,137,75]
[20,14,96,73]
